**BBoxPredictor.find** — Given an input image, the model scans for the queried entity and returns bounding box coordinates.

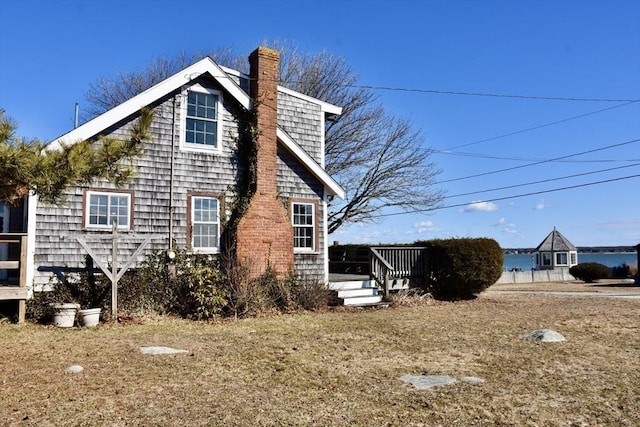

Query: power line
[441,100,640,151]
[436,138,640,184]
[300,81,640,103]
[249,76,640,102]
[379,174,640,217]
[432,149,638,163]
[443,163,640,199]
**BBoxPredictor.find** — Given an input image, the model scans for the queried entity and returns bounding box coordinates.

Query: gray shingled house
[22,47,345,291]
[533,227,578,270]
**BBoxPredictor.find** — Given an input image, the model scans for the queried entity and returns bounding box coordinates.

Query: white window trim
[555,252,568,266]
[292,201,316,253]
[179,84,223,154]
[84,190,132,231]
[190,195,220,253]
[541,252,552,266]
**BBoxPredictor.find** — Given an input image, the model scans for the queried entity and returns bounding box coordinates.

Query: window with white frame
[556,252,568,266]
[190,196,220,251]
[570,253,577,265]
[542,252,552,266]
[182,85,222,151]
[85,190,132,230]
[292,202,315,251]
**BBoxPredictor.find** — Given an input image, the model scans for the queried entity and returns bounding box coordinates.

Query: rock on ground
[65,365,84,374]
[521,329,566,342]
[140,346,189,355]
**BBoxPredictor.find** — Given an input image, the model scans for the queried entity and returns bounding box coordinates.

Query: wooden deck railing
[0,233,28,323]
[370,246,429,296]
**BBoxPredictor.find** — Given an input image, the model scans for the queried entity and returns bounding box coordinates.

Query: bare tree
[83,42,443,233]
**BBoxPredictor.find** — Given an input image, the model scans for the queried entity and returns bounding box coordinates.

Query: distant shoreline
[504,246,636,254]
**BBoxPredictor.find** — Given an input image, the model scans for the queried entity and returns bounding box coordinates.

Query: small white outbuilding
[533,227,578,270]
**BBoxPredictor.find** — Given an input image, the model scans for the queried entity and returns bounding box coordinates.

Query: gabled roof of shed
[45,56,345,199]
[534,228,577,252]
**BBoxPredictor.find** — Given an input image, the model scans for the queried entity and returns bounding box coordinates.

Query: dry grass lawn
[1,286,639,426]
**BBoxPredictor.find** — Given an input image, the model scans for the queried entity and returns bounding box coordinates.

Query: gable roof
[46,56,344,198]
[535,228,577,252]
[48,57,250,151]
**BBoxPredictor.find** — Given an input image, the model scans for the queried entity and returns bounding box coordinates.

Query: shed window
[541,252,552,266]
[570,253,577,265]
[556,252,568,266]
[85,190,132,230]
[292,202,315,251]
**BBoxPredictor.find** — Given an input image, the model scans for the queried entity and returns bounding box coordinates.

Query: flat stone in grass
[401,374,486,390]
[521,329,566,342]
[401,375,456,390]
[65,365,84,374]
[140,346,189,355]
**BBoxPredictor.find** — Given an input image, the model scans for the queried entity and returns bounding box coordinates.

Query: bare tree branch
[81,42,443,233]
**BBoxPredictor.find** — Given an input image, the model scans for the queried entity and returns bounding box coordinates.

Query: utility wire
[379,174,640,217]
[443,163,640,199]
[276,77,640,103]
[432,149,638,163]
[441,100,640,151]
[353,85,639,103]
[436,138,640,184]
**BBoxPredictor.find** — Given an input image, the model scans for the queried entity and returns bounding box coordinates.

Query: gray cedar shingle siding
[278,91,323,164]
[33,74,331,285]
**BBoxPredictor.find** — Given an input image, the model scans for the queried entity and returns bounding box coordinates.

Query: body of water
[503,252,637,271]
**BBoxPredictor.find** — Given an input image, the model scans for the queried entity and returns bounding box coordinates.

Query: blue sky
[1,0,639,248]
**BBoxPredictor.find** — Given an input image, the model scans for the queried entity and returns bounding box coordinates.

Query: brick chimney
[235,47,294,277]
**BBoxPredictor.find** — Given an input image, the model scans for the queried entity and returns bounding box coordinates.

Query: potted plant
[51,302,80,327]
[49,257,109,327]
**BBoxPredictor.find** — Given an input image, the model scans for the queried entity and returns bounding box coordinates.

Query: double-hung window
[292,202,315,252]
[182,85,222,152]
[189,195,220,252]
[85,190,132,230]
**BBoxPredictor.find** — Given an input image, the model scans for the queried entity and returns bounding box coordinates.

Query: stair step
[343,295,384,306]
[328,280,375,290]
[338,288,379,298]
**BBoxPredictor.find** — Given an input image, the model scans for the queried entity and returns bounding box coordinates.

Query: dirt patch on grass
[1,292,639,426]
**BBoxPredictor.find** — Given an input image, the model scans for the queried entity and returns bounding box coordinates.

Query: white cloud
[534,199,548,210]
[494,217,506,226]
[412,220,436,234]
[459,201,498,213]
[503,225,518,234]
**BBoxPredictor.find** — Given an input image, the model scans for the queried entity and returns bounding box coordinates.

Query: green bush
[422,238,503,300]
[569,262,611,283]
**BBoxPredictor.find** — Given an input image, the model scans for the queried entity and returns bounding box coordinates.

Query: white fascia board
[277,86,342,115]
[47,58,251,150]
[277,127,345,199]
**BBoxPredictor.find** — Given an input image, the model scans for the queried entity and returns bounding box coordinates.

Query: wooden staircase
[328,279,384,307]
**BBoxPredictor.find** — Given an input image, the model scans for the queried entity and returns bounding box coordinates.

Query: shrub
[569,262,612,283]
[294,276,329,310]
[422,238,503,300]
[611,263,632,279]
